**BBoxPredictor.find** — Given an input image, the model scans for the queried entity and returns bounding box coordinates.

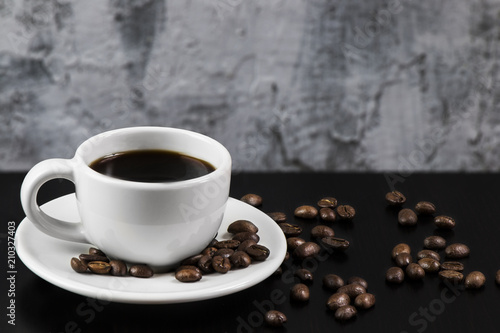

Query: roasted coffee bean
[465,271,486,289]
[445,243,470,259]
[398,208,418,226]
[89,247,106,257]
[287,237,306,251]
[293,242,321,259]
[392,243,411,259]
[415,201,436,215]
[441,261,464,272]
[264,310,287,327]
[385,191,406,206]
[423,235,446,250]
[88,261,111,274]
[311,225,335,238]
[240,193,262,207]
[246,244,270,261]
[386,267,404,284]
[439,270,464,284]
[175,266,202,282]
[417,249,441,261]
[335,305,357,321]
[227,220,259,234]
[295,269,313,283]
[495,270,500,285]
[323,274,345,291]
[79,254,109,263]
[294,205,318,219]
[319,207,336,222]
[212,255,231,273]
[175,265,202,275]
[317,197,338,208]
[278,223,303,237]
[181,254,203,266]
[267,212,287,223]
[197,255,214,273]
[237,240,257,252]
[406,263,425,280]
[320,237,350,251]
[214,240,240,250]
[290,283,310,301]
[71,258,88,273]
[232,232,260,243]
[230,251,252,268]
[337,284,366,298]
[394,253,413,268]
[109,260,127,276]
[129,264,153,278]
[354,293,376,309]
[207,237,218,247]
[326,293,350,311]
[214,248,235,258]
[347,276,368,289]
[434,215,456,229]
[418,258,440,273]
[201,247,218,257]
[337,205,355,220]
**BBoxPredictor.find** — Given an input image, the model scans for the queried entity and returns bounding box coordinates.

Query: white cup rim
[74,126,232,189]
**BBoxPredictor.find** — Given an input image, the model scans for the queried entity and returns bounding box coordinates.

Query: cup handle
[20,158,88,243]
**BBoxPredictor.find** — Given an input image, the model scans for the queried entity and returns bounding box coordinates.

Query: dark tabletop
[2,172,500,333]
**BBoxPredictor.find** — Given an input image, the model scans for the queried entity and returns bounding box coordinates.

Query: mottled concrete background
[1,0,499,171]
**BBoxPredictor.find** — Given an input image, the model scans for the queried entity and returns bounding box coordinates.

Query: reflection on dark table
[2,172,500,333]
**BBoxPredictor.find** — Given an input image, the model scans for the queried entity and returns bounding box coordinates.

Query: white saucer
[15,194,287,304]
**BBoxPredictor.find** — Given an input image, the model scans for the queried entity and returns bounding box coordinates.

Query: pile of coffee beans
[384,191,488,289]
[70,247,154,278]
[174,219,271,282]
[324,274,375,321]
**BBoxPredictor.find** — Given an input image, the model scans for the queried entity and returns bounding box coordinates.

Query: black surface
[2,172,500,333]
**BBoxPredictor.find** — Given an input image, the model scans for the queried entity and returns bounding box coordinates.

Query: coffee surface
[89,149,215,182]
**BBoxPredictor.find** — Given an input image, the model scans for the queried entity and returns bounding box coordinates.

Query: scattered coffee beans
[415,201,436,215]
[240,193,262,207]
[198,255,214,273]
[264,310,287,327]
[417,250,441,262]
[212,255,231,273]
[385,191,406,206]
[227,220,259,234]
[79,253,109,263]
[291,283,310,301]
[294,205,318,219]
[129,264,154,278]
[293,242,321,259]
[89,247,106,257]
[445,243,470,259]
[337,284,366,298]
[434,215,455,229]
[311,225,335,238]
[418,258,440,273]
[423,236,446,250]
[439,270,464,284]
[237,240,257,252]
[71,258,88,273]
[354,293,376,309]
[398,208,418,226]
[175,266,202,282]
[320,237,350,251]
[337,205,355,220]
[229,251,252,268]
[214,240,241,250]
[295,269,313,283]
[267,212,287,223]
[88,261,111,274]
[278,223,303,237]
[323,274,345,291]
[109,260,127,276]
[245,244,270,261]
[465,271,486,289]
[319,207,336,222]
[347,276,368,289]
[335,305,357,321]
[395,253,413,268]
[392,243,411,259]
[406,263,425,280]
[214,248,235,259]
[441,261,464,272]
[326,293,350,311]
[287,237,306,251]
[386,267,404,284]
[232,232,259,243]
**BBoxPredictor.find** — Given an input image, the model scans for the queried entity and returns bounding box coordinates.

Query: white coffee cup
[20,127,231,270]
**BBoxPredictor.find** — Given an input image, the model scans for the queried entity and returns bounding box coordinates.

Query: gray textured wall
[1,0,499,172]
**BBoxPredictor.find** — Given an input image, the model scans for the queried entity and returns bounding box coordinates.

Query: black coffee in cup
[89,149,215,182]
